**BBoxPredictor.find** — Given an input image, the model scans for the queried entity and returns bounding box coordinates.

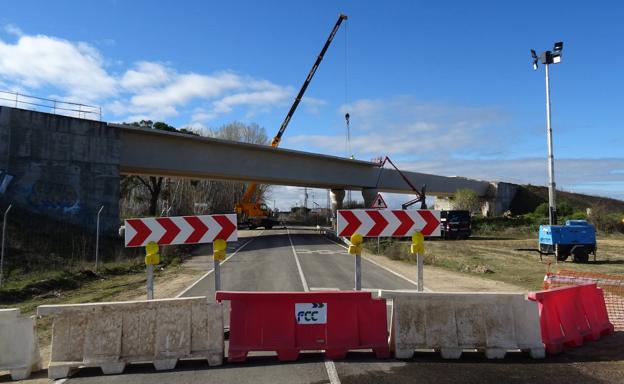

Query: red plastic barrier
[528,283,614,354]
[216,291,390,362]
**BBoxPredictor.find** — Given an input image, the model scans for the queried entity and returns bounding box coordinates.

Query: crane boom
[378,156,428,210]
[236,14,348,227]
[271,13,348,148]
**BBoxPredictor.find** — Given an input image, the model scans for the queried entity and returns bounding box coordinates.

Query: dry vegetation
[369,234,624,291]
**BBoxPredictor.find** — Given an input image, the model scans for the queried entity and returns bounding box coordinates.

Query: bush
[589,205,624,233]
[534,202,549,217]
[452,189,480,214]
[534,201,574,219]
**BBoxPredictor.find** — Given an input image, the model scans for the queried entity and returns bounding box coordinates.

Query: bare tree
[119,121,272,218]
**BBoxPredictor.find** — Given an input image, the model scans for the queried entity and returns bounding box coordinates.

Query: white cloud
[4,24,23,37]
[400,157,624,200]
[0,27,292,122]
[301,96,328,114]
[0,34,116,101]
[120,61,172,91]
[130,72,242,110]
[287,96,508,159]
[212,86,291,114]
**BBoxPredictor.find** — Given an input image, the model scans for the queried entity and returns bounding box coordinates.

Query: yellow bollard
[349,233,364,290]
[411,232,425,292]
[213,239,227,261]
[348,233,363,256]
[144,241,160,300]
[213,239,227,291]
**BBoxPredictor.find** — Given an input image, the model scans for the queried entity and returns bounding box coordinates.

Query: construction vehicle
[440,210,472,239]
[375,156,427,210]
[235,14,348,228]
[539,220,597,263]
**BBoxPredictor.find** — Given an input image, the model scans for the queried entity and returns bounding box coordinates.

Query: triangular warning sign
[370,193,388,209]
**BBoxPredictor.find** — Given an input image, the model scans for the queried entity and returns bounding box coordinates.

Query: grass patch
[365,235,624,291]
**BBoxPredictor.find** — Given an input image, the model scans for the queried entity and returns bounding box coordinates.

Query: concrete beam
[116,124,491,197]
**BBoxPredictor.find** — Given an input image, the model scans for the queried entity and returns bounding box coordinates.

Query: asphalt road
[48,227,624,384]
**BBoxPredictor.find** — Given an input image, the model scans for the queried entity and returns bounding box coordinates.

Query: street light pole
[532,42,563,225]
[544,63,557,225]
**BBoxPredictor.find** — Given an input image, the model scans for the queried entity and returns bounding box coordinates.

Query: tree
[452,189,480,213]
[122,120,198,216]
[119,121,271,218]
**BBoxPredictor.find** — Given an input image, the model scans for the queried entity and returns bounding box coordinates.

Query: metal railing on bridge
[0,90,101,121]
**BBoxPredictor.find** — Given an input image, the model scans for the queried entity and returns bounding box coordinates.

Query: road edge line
[287,228,309,292]
[325,360,341,384]
[176,230,264,298]
[288,228,340,384]
[325,236,432,293]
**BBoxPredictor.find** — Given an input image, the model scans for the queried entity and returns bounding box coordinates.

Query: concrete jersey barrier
[377,290,545,359]
[37,297,223,379]
[0,308,41,380]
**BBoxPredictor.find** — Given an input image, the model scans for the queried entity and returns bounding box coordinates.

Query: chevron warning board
[337,209,441,237]
[124,214,237,247]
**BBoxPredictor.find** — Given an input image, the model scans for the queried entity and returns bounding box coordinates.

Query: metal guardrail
[0,90,101,121]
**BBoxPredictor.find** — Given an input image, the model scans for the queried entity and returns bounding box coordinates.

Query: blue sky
[1,0,623,209]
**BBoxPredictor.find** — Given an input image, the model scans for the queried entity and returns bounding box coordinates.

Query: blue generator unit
[539,220,596,263]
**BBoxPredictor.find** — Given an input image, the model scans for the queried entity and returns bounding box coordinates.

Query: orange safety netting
[544,270,624,331]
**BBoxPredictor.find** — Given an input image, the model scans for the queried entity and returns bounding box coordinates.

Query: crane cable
[343,19,352,160]
[343,19,352,207]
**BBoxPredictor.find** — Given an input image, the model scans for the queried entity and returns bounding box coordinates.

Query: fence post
[1,204,12,287]
[95,205,104,272]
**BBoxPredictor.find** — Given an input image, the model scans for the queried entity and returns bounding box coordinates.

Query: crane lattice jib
[240,14,347,208]
[271,13,348,148]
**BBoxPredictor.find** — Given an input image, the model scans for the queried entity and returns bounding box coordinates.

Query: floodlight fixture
[553,41,563,53]
[531,49,539,70]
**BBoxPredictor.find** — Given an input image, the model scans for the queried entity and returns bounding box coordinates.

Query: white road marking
[296,249,348,255]
[288,228,340,384]
[325,360,341,384]
[176,230,264,297]
[326,237,433,292]
[309,287,340,291]
[287,228,309,292]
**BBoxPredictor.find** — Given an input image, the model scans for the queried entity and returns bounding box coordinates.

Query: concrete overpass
[115,123,512,211]
[0,106,516,232]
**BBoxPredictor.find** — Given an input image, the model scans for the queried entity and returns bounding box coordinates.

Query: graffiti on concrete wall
[27,180,81,214]
[0,170,13,194]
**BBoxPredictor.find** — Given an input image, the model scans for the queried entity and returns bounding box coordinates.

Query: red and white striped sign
[337,209,441,237]
[124,214,237,247]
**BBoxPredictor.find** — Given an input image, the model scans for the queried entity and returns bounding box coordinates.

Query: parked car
[440,210,472,239]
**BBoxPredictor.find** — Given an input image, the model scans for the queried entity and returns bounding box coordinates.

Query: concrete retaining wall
[0,106,120,233]
[0,308,41,380]
[37,297,223,379]
[378,291,545,359]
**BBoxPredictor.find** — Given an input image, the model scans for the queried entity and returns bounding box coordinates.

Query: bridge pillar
[361,188,379,208]
[330,189,345,212]
[330,189,345,230]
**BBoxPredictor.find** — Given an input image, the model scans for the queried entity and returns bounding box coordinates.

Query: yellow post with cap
[144,241,160,300]
[213,239,227,291]
[349,233,364,290]
[411,232,425,292]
